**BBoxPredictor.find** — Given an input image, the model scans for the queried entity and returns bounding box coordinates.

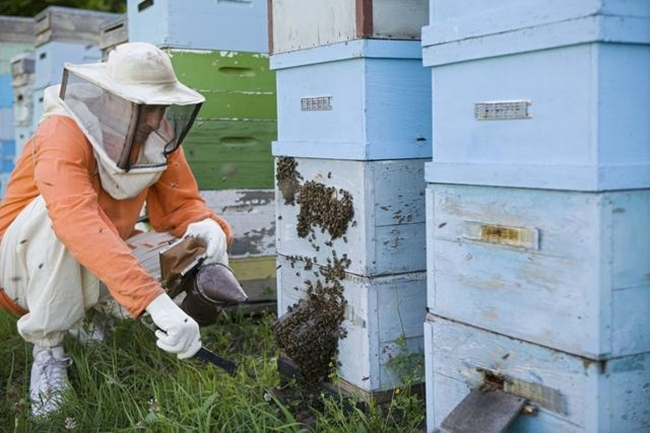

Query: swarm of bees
[273,157,355,384]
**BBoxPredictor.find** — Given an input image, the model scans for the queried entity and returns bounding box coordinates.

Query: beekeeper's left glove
[183,218,228,266]
[145,293,201,359]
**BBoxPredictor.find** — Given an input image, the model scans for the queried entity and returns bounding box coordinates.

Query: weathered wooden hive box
[270,0,428,54]
[167,49,277,190]
[99,14,128,59]
[167,49,277,306]
[422,0,650,191]
[278,255,426,393]
[271,0,431,396]
[33,7,116,88]
[422,1,650,431]
[427,184,650,360]
[127,0,268,53]
[0,16,35,194]
[425,315,650,432]
[276,157,427,276]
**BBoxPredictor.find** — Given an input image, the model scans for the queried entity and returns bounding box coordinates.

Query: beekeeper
[0,42,230,417]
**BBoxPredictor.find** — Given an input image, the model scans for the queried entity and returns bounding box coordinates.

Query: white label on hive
[463,221,540,250]
[301,96,333,111]
[475,100,531,120]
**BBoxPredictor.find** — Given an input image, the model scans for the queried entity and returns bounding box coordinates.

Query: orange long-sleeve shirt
[0,115,231,317]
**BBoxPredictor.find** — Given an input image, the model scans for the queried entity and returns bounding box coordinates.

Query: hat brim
[65,62,205,106]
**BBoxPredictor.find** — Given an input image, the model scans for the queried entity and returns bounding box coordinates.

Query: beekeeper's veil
[58,42,204,199]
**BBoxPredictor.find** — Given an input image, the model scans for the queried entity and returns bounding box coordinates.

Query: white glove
[145,293,201,359]
[183,218,228,266]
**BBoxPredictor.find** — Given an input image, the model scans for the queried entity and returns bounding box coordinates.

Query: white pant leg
[0,196,100,347]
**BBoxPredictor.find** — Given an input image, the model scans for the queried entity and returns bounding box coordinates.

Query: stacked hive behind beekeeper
[126,0,278,311]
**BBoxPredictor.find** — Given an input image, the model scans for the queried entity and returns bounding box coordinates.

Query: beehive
[165,48,277,190]
[422,1,650,191]
[126,0,268,53]
[0,16,34,178]
[272,39,431,160]
[99,14,128,59]
[275,156,427,277]
[277,254,426,393]
[269,0,428,54]
[425,315,650,432]
[426,183,650,360]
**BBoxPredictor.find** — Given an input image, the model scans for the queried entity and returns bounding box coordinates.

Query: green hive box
[166,49,277,190]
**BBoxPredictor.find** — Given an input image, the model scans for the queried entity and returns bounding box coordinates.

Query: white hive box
[126,0,268,52]
[271,40,431,160]
[270,0,428,54]
[424,315,650,433]
[278,254,426,393]
[275,156,427,276]
[99,14,128,59]
[422,1,650,191]
[11,54,35,129]
[34,42,102,89]
[34,7,118,48]
[426,183,650,360]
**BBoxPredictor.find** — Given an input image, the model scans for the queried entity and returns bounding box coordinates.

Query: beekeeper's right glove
[145,293,201,359]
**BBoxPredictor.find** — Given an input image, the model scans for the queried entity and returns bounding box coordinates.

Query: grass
[0,308,425,432]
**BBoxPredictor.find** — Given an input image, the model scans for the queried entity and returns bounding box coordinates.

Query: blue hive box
[126,0,268,52]
[422,0,650,191]
[425,315,650,433]
[271,40,432,160]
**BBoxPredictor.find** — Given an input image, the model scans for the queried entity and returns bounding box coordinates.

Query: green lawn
[0,309,425,432]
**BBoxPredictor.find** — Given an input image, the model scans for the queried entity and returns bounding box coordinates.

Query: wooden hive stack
[126,0,278,312]
[421,1,650,430]
[270,0,431,400]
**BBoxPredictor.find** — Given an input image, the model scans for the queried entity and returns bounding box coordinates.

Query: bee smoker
[180,262,249,326]
[159,237,248,326]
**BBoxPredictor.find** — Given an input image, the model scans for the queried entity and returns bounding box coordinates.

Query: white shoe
[30,345,72,417]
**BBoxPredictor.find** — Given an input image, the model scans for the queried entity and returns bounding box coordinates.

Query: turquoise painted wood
[0,108,12,140]
[126,0,268,53]
[271,40,431,160]
[278,254,426,393]
[426,184,650,360]
[0,139,14,172]
[275,156,427,277]
[424,316,650,433]
[422,4,650,191]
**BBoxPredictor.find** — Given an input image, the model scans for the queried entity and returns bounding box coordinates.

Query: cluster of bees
[276,156,303,205]
[273,157,356,383]
[296,181,354,240]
